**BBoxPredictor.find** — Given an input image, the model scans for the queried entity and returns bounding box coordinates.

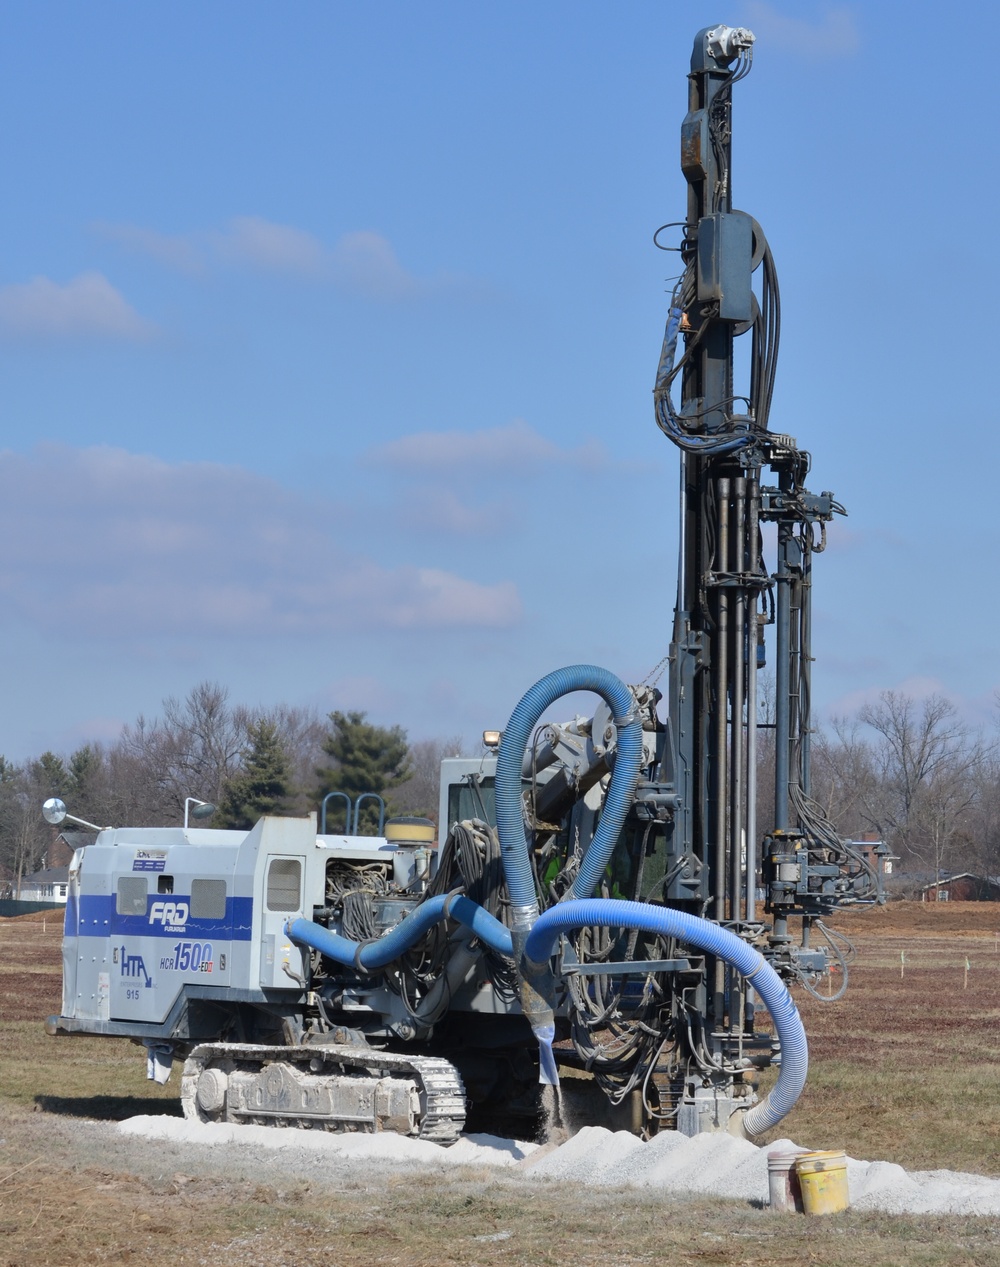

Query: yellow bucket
[794,1150,849,1215]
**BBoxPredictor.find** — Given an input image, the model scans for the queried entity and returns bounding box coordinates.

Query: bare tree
[961,697,1000,878]
[115,682,250,824]
[111,714,184,824]
[162,682,250,805]
[855,691,986,875]
[8,796,46,896]
[812,717,880,838]
[393,735,468,821]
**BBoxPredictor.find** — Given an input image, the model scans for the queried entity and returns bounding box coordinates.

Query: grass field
[3,904,1000,1266]
[760,901,1000,1172]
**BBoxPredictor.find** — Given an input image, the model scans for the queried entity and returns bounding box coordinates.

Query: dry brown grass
[4,903,1000,1267]
[757,903,1000,1172]
[0,909,176,1118]
[3,1108,1000,1267]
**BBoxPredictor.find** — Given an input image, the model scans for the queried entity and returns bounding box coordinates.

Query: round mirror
[42,797,67,825]
[190,801,216,820]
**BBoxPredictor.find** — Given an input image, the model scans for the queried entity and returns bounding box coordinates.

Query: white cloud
[94,216,327,278]
[742,3,860,57]
[313,561,520,630]
[213,216,329,275]
[330,230,424,300]
[391,487,505,535]
[825,676,954,721]
[0,445,521,636]
[93,222,203,273]
[0,273,156,340]
[95,216,471,301]
[366,419,609,474]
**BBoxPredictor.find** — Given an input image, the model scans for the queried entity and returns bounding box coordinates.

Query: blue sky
[0,1,995,757]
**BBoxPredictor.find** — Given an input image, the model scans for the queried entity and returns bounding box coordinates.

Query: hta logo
[149,900,189,928]
[119,945,152,987]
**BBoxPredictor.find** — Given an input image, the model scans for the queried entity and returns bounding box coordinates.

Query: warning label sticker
[132,850,168,873]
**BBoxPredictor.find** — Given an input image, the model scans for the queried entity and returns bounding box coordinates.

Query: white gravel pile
[118,1116,1000,1214]
[118,1115,537,1167]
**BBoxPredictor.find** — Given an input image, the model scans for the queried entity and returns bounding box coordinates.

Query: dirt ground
[2,908,68,1021]
[4,903,1000,1267]
[764,903,1000,1171]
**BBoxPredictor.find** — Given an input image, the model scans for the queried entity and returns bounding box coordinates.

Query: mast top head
[692,24,755,72]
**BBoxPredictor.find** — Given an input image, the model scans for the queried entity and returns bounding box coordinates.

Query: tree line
[759,688,1000,893]
[3,679,998,897]
[0,681,465,894]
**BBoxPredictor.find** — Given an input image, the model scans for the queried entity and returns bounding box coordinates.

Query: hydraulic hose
[523,898,807,1136]
[494,664,645,921]
[286,892,513,972]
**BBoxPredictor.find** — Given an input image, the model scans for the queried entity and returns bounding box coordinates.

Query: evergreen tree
[0,757,21,887]
[68,743,107,824]
[3,754,71,891]
[34,752,70,799]
[315,711,412,832]
[216,719,294,830]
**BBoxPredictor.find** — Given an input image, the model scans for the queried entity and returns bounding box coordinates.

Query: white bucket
[767,1148,809,1212]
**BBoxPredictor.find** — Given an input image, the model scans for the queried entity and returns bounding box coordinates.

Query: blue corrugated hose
[494,664,644,916]
[286,892,512,971]
[523,898,808,1135]
[287,663,806,1134]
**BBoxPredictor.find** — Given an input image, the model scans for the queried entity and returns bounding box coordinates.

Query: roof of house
[919,872,1000,891]
[22,866,69,885]
[58,830,97,849]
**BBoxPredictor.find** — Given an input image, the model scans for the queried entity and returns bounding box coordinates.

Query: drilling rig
[44,25,880,1142]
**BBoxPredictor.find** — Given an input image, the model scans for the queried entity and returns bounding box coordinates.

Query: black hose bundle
[428,819,518,1002]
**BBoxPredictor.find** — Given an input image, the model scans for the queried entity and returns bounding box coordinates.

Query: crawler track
[180,1042,465,1144]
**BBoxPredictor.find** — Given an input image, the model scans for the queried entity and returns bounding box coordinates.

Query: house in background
[920,873,1000,902]
[0,828,95,914]
[17,865,69,903]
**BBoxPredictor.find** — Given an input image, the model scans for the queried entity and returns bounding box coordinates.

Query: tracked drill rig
[45,25,880,1142]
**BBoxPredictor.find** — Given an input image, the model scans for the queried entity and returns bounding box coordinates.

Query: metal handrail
[319,791,352,835]
[352,793,386,835]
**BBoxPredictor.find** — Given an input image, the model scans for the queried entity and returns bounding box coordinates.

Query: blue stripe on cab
[76,895,254,940]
